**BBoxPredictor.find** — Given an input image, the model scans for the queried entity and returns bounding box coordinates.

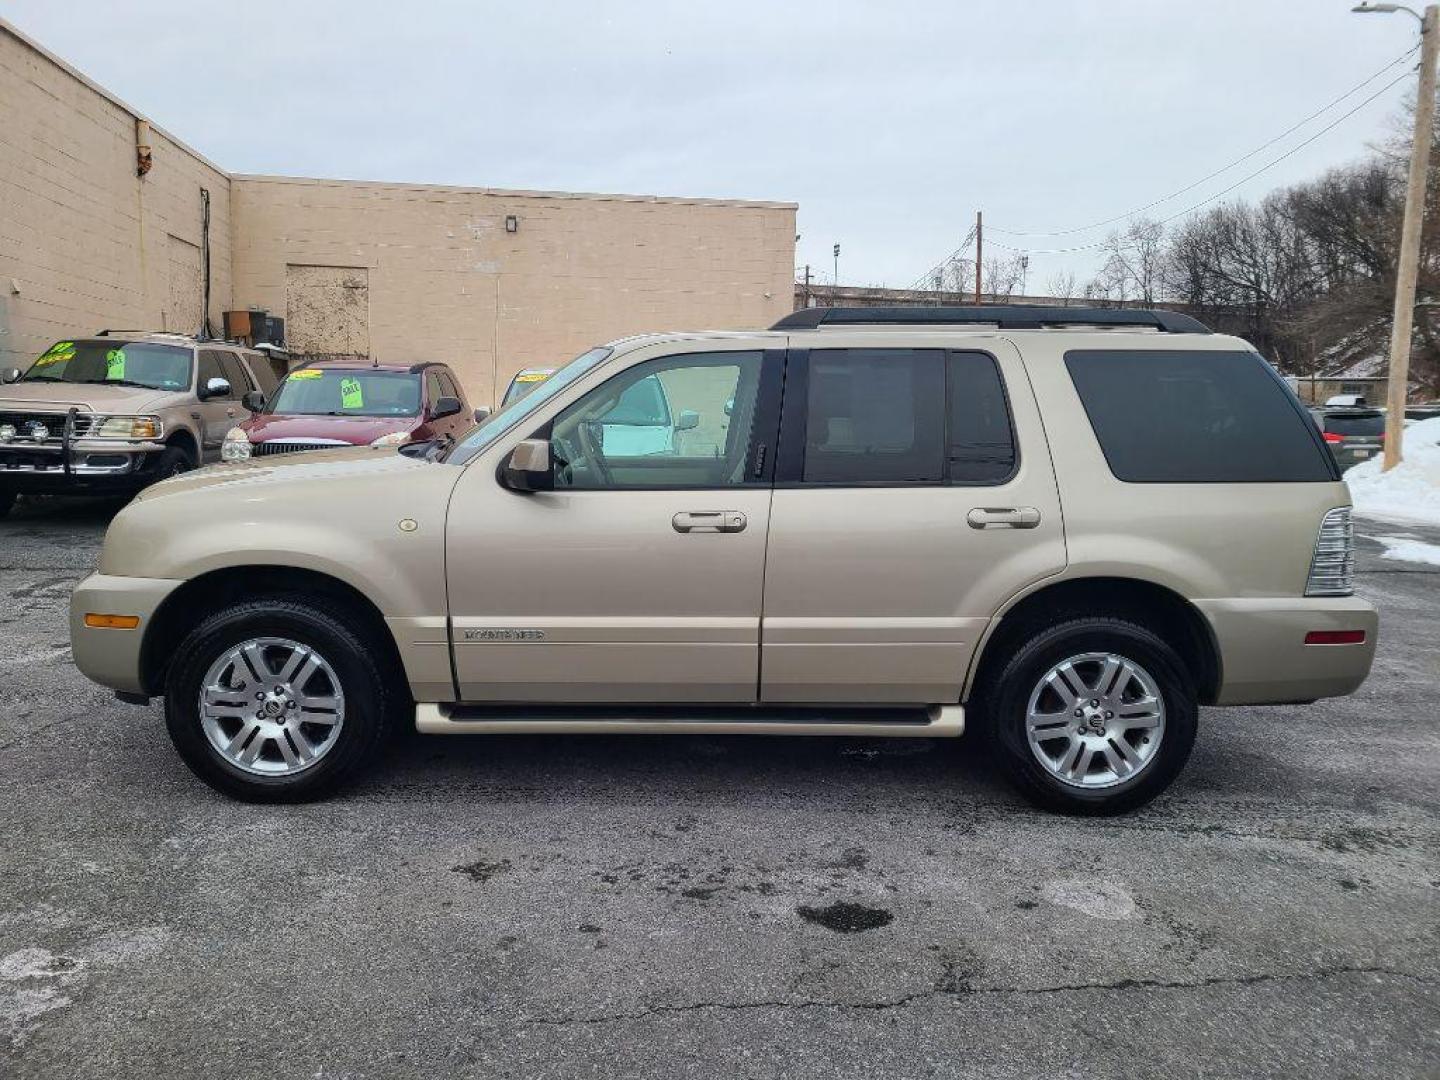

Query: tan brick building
[0,18,796,404]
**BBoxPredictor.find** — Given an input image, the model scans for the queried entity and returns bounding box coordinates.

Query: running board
[415,702,964,738]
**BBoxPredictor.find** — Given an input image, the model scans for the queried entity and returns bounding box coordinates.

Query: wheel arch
[140,565,407,697]
[163,426,200,463]
[964,576,1222,706]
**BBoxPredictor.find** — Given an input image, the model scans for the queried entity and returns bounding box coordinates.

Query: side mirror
[501,438,553,492]
[241,390,265,413]
[674,409,700,432]
[1,368,20,384]
[431,395,462,420]
[723,397,734,417]
[473,406,492,425]
[200,377,231,400]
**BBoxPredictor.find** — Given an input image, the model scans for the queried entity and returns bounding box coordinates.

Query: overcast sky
[5,0,1425,292]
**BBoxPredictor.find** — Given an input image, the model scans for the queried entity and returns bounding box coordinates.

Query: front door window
[549,351,765,489]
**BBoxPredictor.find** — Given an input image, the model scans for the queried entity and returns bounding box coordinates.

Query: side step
[415,702,964,738]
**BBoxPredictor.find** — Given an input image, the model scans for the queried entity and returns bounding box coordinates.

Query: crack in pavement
[518,965,1436,1027]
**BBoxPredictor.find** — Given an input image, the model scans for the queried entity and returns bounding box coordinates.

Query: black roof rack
[770,305,1211,334]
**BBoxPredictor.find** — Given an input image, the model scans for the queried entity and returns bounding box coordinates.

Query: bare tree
[1045,269,1078,305]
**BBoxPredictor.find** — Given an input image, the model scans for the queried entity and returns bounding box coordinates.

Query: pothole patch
[796,901,894,933]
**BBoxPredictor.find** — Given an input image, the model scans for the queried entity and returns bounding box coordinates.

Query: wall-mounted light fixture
[504,215,519,234]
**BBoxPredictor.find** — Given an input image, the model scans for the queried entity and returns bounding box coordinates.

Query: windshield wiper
[74,378,160,389]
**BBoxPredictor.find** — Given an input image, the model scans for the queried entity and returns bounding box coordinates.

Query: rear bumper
[70,573,183,694]
[1194,596,1378,705]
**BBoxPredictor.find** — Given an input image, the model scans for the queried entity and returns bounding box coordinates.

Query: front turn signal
[84,613,140,629]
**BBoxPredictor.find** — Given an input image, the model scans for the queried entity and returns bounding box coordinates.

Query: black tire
[0,488,14,518]
[147,445,194,484]
[977,617,1198,816]
[164,596,398,802]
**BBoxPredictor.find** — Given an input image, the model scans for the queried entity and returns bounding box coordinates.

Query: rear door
[760,335,1066,704]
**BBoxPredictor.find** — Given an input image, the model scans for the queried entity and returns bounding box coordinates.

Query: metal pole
[975,210,983,304]
[1383,4,1439,471]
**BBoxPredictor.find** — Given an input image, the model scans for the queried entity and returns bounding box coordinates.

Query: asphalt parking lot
[1,497,1437,1079]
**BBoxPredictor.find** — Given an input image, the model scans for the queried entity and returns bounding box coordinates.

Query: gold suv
[69,307,1377,813]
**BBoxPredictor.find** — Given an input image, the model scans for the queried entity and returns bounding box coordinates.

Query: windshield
[21,340,192,391]
[268,369,421,417]
[446,347,612,464]
[503,370,554,406]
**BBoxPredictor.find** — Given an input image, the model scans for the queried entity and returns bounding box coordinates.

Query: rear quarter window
[1064,349,1336,483]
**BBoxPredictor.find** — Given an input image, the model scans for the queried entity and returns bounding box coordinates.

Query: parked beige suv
[0,332,279,516]
[69,307,1377,813]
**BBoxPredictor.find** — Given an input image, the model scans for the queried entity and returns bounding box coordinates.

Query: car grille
[253,440,351,457]
[0,410,101,447]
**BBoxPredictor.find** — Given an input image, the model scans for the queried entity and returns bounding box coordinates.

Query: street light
[1353,1,1439,470]
[1352,2,1423,22]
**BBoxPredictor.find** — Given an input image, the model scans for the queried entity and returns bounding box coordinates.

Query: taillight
[1322,431,1344,444]
[1305,507,1354,597]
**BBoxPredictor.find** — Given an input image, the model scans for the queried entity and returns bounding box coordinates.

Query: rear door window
[794,348,1016,485]
[1065,349,1334,483]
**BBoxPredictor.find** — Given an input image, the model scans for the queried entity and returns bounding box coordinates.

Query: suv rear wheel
[164,597,397,801]
[980,617,1197,815]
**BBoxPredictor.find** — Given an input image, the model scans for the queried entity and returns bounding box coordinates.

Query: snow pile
[1346,416,1440,526]
[1374,535,1440,567]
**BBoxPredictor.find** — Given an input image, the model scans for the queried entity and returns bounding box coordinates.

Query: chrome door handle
[672,511,747,533]
[967,506,1041,529]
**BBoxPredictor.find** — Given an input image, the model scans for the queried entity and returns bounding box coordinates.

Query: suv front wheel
[981,617,1198,815]
[164,597,397,801]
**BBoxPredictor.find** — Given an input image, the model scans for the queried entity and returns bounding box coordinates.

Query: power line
[992,45,1418,240]
[909,223,976,291]
[988,63,1417,257]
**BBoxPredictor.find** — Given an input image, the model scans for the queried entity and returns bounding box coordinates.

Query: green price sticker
[34,341,75,368]
[105,349,127,380]
[339,376,364,409]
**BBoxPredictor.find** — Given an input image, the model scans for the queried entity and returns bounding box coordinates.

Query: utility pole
[1376,3,1440,470]
[833,243,841,303]
[803,264,812,308]
[974,210,983,304]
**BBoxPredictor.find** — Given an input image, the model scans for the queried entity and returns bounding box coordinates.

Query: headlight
[370,431,410,448]
[0,423,15,442]
[221,427,252,461]
[94,415,162,440]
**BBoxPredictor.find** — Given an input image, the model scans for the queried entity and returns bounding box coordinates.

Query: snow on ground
[1346,416,1440,526]
[1370,534,1440,567]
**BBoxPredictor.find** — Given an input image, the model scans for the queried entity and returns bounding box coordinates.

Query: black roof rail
[770,305,1212,334]
[407,361,442,374]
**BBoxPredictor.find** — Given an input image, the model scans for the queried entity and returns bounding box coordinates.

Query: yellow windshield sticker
[34,341,75,367]
[289,369,322,380]
[517,372,548,382]
[339,376,364,409]
[105,348,127,380]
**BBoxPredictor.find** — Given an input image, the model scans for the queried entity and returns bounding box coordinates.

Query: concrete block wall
[0,18,232,372]
[230,177,796,407]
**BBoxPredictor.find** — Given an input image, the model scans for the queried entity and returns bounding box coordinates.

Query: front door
[195,349,241,460]
[760,336,1066,704]
[445,343,782,702]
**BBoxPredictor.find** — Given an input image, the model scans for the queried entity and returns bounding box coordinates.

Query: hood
[242,412,416,446]
[0,381,178,414]
[135,445,437,503]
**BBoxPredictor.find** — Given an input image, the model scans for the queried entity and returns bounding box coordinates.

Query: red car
[223,360,484,461]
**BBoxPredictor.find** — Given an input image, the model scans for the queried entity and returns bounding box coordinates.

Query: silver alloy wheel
[198,637,345,777]
[1024,651,1166,789]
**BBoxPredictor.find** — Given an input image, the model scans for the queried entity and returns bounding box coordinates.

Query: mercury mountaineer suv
[0,332,278,515]
[68,307,1378,814]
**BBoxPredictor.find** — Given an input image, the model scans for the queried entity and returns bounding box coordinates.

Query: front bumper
[1195,595,1379,705]
[0,440,166,493]
[70,573,183,694]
